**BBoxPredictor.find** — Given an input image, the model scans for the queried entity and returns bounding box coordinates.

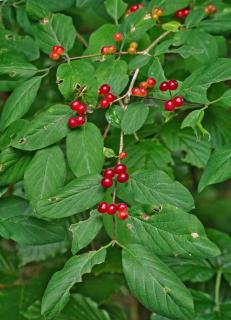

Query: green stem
[215,269,222,311]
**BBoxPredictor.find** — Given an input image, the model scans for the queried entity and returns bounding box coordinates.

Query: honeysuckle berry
[101,46,109,55]
[175,8,190,19]
[173,96,184,108]
[98,202,108,213]
[131,87,140,96]
[139,88,147,97]
[101,45,116,55]
[118,211,129,220]
[113,32,123,42]
[69,100,81,110]
[75,115,86,126]
[159,81,169,91]
[52,45,64,54]
[107,204,117,215]
[114,163,127,174]
[100,98,110,109]
[105,93,116,103]
[205,4,217,14]
[147,77,156,88]
[165,100,175,111]
[130,42,138,49]
[75,103,87,115]
[101,177,113,188]
[151,7,164,20]
[49,51,60,61]
[103,168,115,179]
[128,47,137,54]
[168,80,178,91]
[139,82,148,89]
[117,172,129,183]
[117,203,128,211]
[119,152,128,159]
[68,117,78,128]
[99,84,110,95]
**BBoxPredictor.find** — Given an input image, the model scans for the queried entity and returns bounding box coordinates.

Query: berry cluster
[98,84,116,109]
[151,7,164,20]
[132,77,156,97]
[68,100,87,128]
[128,41,138,54]
[49,45,65,61]
[101,45,116,55]
[175,7,190,19]
[98,202,129,220]
[126,3,143,15]
[204,4,217,14]
[159,80,184,111]
[101,164,129,188]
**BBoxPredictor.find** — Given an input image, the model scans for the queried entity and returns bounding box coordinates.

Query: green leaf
[106,104,123,128]
[122,244,194,319]
[181,108,210,138]
[0,60,38,80]
[103,147,116,158]
[104,0,127,24]
[0,147,32,186]
[121,102,149,135]
[56,60,98,105]
[0,77,42,130]
[198,146,231,191]
[162,21,181,32]
[24,146,66,206]
[0,119,28,151]
[118,169,194,211]
[66,123,104,177]
[27,0,75,19]
[11,104,73,151]
[185,8,205,28]
[35,174,104,219]
[70,211,103,254]
[148,57,166,83]
[32,13,76,54]
[199,14,231,34]
[41,247,107,318]
[129,55,151,70]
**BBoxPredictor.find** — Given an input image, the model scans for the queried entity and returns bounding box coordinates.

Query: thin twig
[142,30,171,54]
[76,31,88,48]
[103,124,111,139]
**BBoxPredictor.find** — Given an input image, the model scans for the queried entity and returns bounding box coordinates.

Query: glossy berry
[176,8,190,19]
[49,51,60,61]
[117,203,128,211]
[69,100,81,110]
[139,81,148,89]
[131,87,140,96]
[100,98,110,109]
[128,47,137,54]
[68,117,78,128]
[147,77,156,88]
[130,42,138,49]
[168,80,178,91]
[139,88,147,97]
[52,45,64,54]
[114,163,127,174]
[99,84,110,95]
[159,81,169,91]
[98,202,108,214]
[117,172,129,183]
[164,100,175,112]
[103,168,115,179]
[173,96,184,108]
[105,93,116,103]
[76,103,87,115]
[118,211,129,220]
[114,32,123,42]
[119,152,128,159]
[130,4,140,12]
[107,204,117,215]
[101,178,113,188]
[205,4,217,14]
[75,115,86,126]
[101,46,109,55]
[108,45,116,54]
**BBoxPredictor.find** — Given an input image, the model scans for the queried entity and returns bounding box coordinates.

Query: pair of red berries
[98,202,129,220]
[98,84,116,109]
[68,100,87,128]
[101,45,116,55]
[49,45,65,61]
[175,7,190,19]
[101,164,129,188]
[159,80,178,92]
[165,96,184,111]
[126,3,143,15]
[132,77,156,97]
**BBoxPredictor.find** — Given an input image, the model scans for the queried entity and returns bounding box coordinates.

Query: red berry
[107,204,117,215]
[183,8,190,17]
[114,32,123,42]
[117,203,128,211]
[114,163,127,174]
[69,100,82,111]
[176,8,190,18]
[103,168,115,179]
[100,98,110,109]
[117,172,129,183]
[99,84,110,95]
[49,51,60,61]
[98,202,108,214]
[76,103,87,115]
[139,88,147,97]
[147,77,156,88]
[159,81,169,91]
[130,4,139,12]
[131,87,140,96]
[75,115,86,126]
[168,80,178,91]
[173,96,184,108]
[118,211,129,220]
[164,100,175,111]
[119,152,128,159]
[52,45,64,54]
[101,178,113,188]
[101,46,108,55]
[139,82,148,89]
[105,93,116,103]
[68,117,78,128]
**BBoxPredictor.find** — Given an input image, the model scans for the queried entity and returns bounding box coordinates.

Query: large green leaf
[11,104,73,151]
[35,174,104,219]
[32,13,76,54]
[41,247,107,318]
[0,76,42,130]
[122,244,194,319]
[24,146,66,205]
[199,14,231,34]
[121,102,149,135]
[118,169,194,211]
[66,123,104,177]
[104,0,127,24]
[0,59,38,80]
[70,211,103,254]
[27,0,75,18]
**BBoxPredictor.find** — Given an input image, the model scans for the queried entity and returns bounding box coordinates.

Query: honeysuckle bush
[1,0,231,319]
